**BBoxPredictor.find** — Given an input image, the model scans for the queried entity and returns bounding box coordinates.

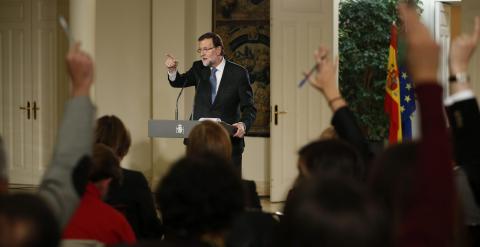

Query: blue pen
[298,63,318,88]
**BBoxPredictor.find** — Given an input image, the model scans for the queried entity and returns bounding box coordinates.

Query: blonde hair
[187,121,232,160]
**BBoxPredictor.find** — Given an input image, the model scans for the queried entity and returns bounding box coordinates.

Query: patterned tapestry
[213,0,270,137]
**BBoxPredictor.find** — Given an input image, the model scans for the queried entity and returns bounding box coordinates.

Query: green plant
[339,0,422,141]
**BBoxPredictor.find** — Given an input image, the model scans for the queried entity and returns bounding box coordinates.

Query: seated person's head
[187,121,232,161]
[281,177,390,247]
[368,142,417,223]
[319,126,338,140]
[156,154,243,245]
[94,115,131,160]
[0,193,60,247]
[297,139,364,181]
[0,136,7,193]
[89,144,121,197]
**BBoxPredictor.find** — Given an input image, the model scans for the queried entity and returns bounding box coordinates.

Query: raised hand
[66,42,94,97]
[450,16,480,74]
[165,54,178,73]
[398,3,440,84]
[308,46,345,111]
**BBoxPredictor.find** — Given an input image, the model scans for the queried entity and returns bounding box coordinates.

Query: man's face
[198,38,222,67]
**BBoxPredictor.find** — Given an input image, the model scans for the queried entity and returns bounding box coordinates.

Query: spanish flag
[385,23,402,144]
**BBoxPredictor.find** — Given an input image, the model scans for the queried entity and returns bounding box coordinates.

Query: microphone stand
[175,87,185,120]
[175,76,189,120]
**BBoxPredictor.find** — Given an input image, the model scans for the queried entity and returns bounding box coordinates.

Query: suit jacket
[331,106,372,178]
[446,98,480,207]
[106,168,163,240]
[242,179,262,210]
[169,60,256,155]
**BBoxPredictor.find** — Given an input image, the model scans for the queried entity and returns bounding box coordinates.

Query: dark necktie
[210,67,218,103]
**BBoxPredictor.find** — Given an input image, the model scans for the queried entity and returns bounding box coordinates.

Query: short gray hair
[0,136,7,181]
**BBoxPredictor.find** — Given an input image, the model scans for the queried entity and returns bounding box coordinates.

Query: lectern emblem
[176,124,184,134]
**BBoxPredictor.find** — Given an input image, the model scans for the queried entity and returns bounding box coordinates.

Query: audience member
[279,177,389,247]
[156,154,244,247]
[0,42,96,247]
[0,194,60,247]
[445,16,480,247]
[187,121,276,247]
[95,115,163,240]
[63,144,136,245]
[37,42,96,228]
[368,4,454,246]
[297,139,364,181]
[307,47,372,166]
[285,48,367,211]
[187,121,262,210]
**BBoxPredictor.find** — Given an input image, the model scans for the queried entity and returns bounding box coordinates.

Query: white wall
[95,0,153,179]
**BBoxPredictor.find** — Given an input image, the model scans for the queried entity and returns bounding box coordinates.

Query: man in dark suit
[165,32,256,171]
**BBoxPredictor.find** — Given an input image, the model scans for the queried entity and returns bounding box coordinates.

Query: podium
[148,120,237,138]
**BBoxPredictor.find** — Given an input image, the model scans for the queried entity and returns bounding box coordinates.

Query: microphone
[175,74,188,120]
[175,68,201,120]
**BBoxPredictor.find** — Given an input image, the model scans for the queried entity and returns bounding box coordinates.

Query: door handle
[274,105,287,125]
[19,101,31,119]
[33,101,40,120]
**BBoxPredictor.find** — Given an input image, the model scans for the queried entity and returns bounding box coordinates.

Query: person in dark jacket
[95,115,163,240]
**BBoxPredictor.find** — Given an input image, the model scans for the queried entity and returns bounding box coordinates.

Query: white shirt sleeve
[168,69,177,81]
[444,90,475,106]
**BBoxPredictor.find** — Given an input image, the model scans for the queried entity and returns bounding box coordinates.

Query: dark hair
[0,193,60,247]
[156,154,243,239]
[187,121,232,161]
[298,139,364,181]
[280,178,390,247]
[198,32,224,56]
[89,144,121,182]
[368,142,417,217]
[95,115,131,158]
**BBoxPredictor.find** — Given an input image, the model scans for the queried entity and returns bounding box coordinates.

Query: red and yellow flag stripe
[384,23,402,144]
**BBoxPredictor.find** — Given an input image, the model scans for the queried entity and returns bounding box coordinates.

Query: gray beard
[202,59,213,67]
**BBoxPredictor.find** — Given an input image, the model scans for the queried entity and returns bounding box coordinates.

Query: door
[270,0,335,202]
[435,2,451,98]
[0,0,62,185]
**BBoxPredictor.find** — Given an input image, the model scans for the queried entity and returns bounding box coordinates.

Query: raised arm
[38,43,96,228]
[446,17,480,211]
[308,47,371,165]
[446,16,480,168]
[397,4,453,246]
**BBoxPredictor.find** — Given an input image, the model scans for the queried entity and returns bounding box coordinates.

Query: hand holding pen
[305,46,345,111]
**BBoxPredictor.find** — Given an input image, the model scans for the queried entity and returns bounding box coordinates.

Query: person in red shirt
[63,144,136,245]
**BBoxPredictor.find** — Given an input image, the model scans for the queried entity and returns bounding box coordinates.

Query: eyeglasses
[196,47,216,54]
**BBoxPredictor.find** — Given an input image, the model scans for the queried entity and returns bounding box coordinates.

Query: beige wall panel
[95,0,153,181]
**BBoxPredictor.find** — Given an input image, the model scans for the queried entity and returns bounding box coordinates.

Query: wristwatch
[449,72,470,84]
